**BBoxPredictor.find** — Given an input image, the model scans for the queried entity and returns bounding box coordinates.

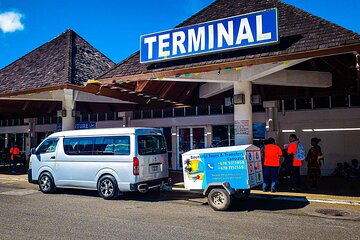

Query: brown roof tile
[98,0,360,81]
[0,29,114,95]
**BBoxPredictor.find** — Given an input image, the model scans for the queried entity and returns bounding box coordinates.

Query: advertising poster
[183,150,249,189]
[235,120,250,135]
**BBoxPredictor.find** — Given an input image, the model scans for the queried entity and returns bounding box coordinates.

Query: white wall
[278,108,360,175]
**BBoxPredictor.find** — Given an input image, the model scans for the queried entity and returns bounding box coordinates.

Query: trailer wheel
[207,188,231,211]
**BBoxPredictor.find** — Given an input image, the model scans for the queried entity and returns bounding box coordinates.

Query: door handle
[50,156,55,159]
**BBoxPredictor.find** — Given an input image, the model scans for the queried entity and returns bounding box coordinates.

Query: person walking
[306,137,323,188]
[9,143,20,173]
[262,138,283,192]
[287,134,303,191]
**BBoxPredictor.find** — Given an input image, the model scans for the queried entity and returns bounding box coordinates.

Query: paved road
[0,182,359,240]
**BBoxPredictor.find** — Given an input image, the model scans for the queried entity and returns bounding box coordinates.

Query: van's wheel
[207,188,231,211]
[97,175,119,200]
[38,172,56,194]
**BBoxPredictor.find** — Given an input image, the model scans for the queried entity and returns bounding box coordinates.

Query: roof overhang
[98,44,360,84]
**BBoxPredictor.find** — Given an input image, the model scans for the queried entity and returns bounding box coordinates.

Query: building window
[313,96,330,109]
[143,110,152,119]
[197,105,208,115]
[296,98,312,110]
[174,108,185,117]
[210,104,222,115]
[284,99,295,111]
[212,125,234,147]
[162,108,172,118]
[350,94,360,107]
[153,109,162,118]
[185,106,196,116]
[331,95,349,108]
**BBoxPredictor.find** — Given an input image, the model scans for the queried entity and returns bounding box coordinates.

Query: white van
[28,128,169,199]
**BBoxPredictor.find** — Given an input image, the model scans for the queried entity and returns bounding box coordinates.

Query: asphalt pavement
[0,181,359,240]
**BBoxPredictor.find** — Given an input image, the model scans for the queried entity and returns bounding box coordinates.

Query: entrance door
[177,127,206,170]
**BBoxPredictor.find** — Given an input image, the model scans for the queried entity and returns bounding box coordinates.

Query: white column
[171,126,177,170]
[62,89,76,131]
[263,101,279,142]
[234,81,253,145]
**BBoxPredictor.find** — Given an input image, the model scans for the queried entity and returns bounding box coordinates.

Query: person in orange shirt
[9,143,20,173]
[262,138,283,192]
[287,134,302,191]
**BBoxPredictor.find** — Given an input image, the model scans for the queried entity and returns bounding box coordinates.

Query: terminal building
[1,0,360,175]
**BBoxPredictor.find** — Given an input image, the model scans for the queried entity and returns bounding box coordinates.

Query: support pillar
[234,81,253,145]
[62,89,76,131]
[263,101,279,143]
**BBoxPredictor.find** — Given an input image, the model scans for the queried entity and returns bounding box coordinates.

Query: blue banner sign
[140,9,279,63]
[75,122,96,130]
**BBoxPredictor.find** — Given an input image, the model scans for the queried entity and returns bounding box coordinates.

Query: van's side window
[138,135,167,155]
[37,138,59,154]
[64,136,130,155]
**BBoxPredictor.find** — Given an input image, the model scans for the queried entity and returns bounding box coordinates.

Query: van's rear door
[136,132,168,182]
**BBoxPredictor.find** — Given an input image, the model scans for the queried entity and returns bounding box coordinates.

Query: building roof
[98,0,360,83]
[0,29,115,95]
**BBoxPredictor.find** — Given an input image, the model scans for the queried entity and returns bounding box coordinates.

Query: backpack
[295,142,306,161]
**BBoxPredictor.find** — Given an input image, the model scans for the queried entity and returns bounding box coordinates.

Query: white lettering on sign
[158,33,170,57]
[144,36,157,59]
[256,15,271,41]
[236,18,254,44]
[140,9,278,63]
[188,27,206,53]
[172,31,186,55]
[217,21,234,48]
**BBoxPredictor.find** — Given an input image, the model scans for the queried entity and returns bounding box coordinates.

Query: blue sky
[0,0,359,69]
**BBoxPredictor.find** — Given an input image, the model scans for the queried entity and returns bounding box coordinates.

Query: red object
[287,142,302,166]
[264,144,283,167]
[196,175,200,180]
[133,157,139,175]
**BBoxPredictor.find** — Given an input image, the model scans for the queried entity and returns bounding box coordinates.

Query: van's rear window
[63,136,130,155]
[138,135,167,155]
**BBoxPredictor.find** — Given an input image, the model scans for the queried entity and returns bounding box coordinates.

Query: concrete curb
[250,194,360,206]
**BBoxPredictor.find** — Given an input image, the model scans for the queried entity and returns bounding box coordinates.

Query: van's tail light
[133,157,139,176]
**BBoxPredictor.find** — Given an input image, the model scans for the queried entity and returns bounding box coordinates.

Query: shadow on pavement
[52,188,309,212]
[0,165,28,175]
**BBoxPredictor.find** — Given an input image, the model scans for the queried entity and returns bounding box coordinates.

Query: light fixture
[281,129,296,133]
[57,109,66,117]
[137,93,144,96]
[128,91,136,94]
[313,128,360,132]
[120,89,128,92]
[302,129,313,132]
[151,96,158,100]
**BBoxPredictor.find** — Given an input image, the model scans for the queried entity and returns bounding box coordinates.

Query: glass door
[177,127,206,170]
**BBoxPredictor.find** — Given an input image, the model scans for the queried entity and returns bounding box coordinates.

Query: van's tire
[38,172,56,194]
[97,175,119,200]
[207,188,231,211]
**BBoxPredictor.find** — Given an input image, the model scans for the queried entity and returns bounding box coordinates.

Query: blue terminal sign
[140,8,279,63]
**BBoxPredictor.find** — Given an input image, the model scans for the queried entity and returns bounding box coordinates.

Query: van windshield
[138,135,167,155]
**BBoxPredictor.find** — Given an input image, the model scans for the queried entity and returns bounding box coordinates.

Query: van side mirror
[31,148,37,155]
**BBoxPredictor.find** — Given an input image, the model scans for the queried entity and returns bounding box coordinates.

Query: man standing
[262,138,283,192]
[9,143,20,173]
[287,134,302,191]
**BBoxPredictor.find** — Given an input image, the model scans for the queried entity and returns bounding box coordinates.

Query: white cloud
[0,11,24,33]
